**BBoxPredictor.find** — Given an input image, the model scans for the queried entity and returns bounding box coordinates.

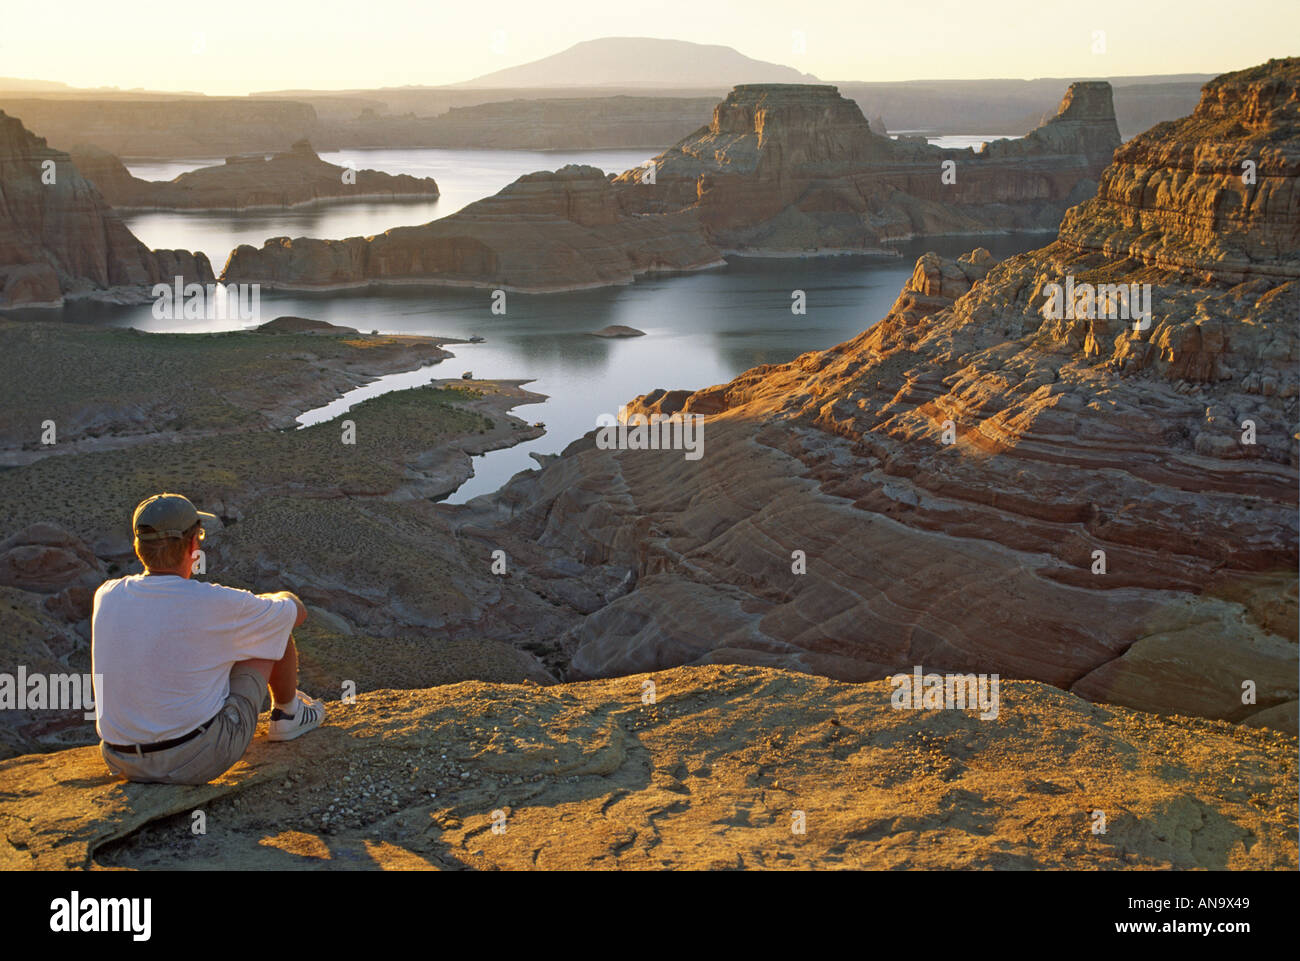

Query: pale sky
[4,0,1295,95]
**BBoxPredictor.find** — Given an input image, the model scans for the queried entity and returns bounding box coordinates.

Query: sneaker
[267,691,325,742]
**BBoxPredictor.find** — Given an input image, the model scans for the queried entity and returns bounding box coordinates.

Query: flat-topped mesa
[612,83,891,205]
[0,110,212,309]
[702,84,890,171]
[1058,58,1300,284]
[68,140,440,211]
[221,164,722,292]
[613,81,1121,252]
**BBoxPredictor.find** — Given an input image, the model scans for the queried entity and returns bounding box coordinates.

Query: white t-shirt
[91,574,297,745]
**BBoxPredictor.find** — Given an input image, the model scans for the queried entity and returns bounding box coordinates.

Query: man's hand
[262,590,308,628]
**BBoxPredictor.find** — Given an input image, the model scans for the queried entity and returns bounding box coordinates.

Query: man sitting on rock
[92,493,325,785]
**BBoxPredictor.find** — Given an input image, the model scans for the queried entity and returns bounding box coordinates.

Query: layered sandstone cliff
[1057,58,1299,284]
[0,111,212,308]
[611,82,1121,252]
[220,164,723,292]
[451,61,1299,728]
[70,140,439,211]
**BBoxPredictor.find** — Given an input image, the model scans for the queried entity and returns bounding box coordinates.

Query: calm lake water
[890,132,1004,151]
[122,149,655,271]
[73,144,1043,503]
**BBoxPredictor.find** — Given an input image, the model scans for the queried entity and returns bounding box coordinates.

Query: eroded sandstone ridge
[451,60,1299,728]
[1058,59,1299,283]
[70,140,439,211]
[0,111,212,308]
[1,666,1294,870]
[611,82,1121,252]
[221,164,723,292]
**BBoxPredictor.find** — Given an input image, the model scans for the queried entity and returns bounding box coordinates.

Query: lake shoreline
[0,323,459,465]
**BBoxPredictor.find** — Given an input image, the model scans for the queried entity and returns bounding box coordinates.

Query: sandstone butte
[68,140,440,212]
[609,81,1122,251]
[218,80,1118,292]
[0,667,1294,869]
[0,111,213,309]
[447,59,1298,731]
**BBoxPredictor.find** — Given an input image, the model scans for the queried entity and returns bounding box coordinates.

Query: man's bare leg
[243,635,299,706]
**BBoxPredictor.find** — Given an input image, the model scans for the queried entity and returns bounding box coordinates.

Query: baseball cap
[132,493,220,542]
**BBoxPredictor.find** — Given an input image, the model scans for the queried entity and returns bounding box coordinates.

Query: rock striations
[70,140,439,211]
[0,111,212,309]
[220,164,723,292]
[455,60,1299,729]
[1058,58,1299,284]
[611,81,1122,252]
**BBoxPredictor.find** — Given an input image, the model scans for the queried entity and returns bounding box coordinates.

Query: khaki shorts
[101,663,267,785]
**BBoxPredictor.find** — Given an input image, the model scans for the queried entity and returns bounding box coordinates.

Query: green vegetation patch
[0,322,441,439]
[0,385,490,544]
[209,494,475,617]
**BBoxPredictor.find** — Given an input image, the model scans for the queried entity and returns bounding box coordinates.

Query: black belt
[105,715,217,756]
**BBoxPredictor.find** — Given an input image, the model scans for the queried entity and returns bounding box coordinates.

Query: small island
[69,140,439,211]
[256,316,358,334]
[591,325,646,338]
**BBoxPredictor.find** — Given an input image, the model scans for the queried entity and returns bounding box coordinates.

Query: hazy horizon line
[0,68,1236,101]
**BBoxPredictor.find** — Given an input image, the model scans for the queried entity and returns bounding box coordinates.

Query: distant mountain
[455,37,819,88]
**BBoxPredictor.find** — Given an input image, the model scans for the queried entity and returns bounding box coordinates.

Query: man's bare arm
[262,590,308,628]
